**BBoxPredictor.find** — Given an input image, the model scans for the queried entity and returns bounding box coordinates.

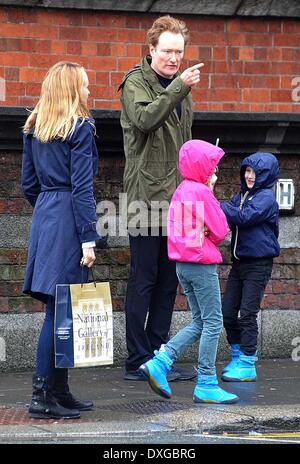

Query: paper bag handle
[81,265,96,288]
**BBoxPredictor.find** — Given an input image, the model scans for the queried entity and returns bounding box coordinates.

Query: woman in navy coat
[22,61,101,419]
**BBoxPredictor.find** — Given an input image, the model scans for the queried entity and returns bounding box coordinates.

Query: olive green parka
[119,55,193,229]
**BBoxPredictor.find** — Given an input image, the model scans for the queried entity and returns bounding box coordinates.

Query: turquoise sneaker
[193,374,239,404]
[222,344,242,374]
[222,353,257,382]
[139,347,174,399]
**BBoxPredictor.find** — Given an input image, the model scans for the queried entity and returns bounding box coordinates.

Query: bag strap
[81,265,96,288]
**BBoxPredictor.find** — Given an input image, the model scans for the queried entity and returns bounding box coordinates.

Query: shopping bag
[54,273,113,368]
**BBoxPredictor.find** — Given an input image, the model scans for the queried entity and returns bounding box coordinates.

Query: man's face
[150,31,185,79]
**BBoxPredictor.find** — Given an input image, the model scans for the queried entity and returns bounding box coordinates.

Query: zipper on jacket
[233,226,239,260]
[233,191,250,260]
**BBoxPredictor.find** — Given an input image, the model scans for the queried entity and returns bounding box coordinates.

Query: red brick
[7,7,37,24]
[118,29,146,43]
[213,47,227,61]
[87,27,117,42]
[59,27,87,41]
[51,40,67,55]
[274,34,300,47]
[254,48,268,61]
[82,42,97,56]
[239,47,254,61]
[283,20,300,33]
[25,82,41,97]
[95,72,109,86]
[127,44,142,57]
[0,52,28,66]
[243,88,271,103]
[125,16,141,29]
[117,57,140,72]
[184,46,199,60]
[211,75,239,88]
[97,14,125,28]
[281,48,295,61]
[271,90,293,103]
[0,9,7,23]
[6,82,26,96]
[88,56,117,72]
[67,12,83,27]
[110,72,124,86]
[5,67,19,81]
[268,21,282,33]
[19,67,46,82]
[227,18,268,33]
[244,62,271,74]
[97,43,111,56]
[272,62,300,74]
[67,42,82,55]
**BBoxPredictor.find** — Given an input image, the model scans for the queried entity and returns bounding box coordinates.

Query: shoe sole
[193,396,239,404]
[29,412,81,419]
[124,375,145,381]
[138,366,172,399]
[222,376,257,382]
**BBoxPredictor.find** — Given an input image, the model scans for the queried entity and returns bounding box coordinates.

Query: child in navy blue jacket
[221,152,280,382]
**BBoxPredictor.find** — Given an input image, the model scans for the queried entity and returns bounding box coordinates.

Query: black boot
[28,375,81,419]
[53,368,94,411]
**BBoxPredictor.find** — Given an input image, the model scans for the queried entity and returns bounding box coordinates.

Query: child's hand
[207,173,218,191]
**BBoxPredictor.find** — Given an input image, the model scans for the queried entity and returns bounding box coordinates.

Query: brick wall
[1,7,300,111]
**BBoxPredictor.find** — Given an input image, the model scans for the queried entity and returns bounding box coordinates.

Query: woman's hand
[80,247,96,268]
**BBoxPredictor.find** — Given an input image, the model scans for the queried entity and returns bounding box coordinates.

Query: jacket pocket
[138,167,177,206]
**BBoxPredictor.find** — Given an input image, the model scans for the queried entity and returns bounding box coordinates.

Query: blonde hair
[147,15,189,47]
[23,61,90,142]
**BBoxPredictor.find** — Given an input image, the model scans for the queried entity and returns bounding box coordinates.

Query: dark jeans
[125,232,178,372]
[222,258,273,356]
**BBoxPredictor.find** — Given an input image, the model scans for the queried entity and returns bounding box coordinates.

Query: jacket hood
[179,139,225,183]
[240,152,279,192]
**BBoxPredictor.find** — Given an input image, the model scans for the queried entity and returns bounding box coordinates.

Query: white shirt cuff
[82,241,96,249]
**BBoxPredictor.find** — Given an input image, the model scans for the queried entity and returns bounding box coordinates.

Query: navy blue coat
[22,118,101,303]
[221,152,280,260]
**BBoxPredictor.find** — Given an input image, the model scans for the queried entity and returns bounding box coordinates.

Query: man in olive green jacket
[119,15,204,381]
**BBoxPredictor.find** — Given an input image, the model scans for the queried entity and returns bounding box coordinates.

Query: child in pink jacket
[139,140,238,403]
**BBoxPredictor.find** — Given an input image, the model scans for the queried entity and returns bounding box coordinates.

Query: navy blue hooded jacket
[221,152,280,259]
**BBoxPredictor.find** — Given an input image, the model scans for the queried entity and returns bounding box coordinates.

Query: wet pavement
[0,358,299,444]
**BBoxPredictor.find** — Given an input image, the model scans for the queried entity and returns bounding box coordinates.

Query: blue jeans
[36,296,55,379]
[165,262,223,375]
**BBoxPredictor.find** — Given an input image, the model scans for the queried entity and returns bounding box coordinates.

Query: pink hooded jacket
[168,139,229,264]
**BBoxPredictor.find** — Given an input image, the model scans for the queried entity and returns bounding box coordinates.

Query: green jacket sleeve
[122,75,191,133]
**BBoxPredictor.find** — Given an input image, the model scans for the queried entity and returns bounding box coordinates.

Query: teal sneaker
[222,353,257,382]
[193,374,239,404]
[139,348,174,399]
[222,344,242,374]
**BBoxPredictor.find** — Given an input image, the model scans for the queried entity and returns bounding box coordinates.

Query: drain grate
[100,399,192,415]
